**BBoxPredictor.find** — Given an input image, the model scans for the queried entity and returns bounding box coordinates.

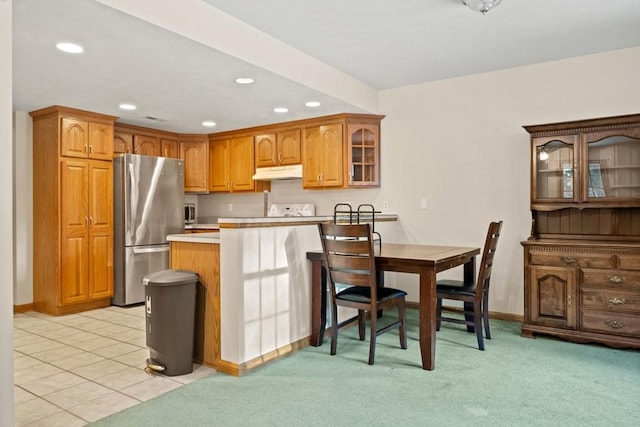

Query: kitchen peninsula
[167,214,397,376]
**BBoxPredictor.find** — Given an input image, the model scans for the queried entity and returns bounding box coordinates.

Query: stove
[267,203,316,217]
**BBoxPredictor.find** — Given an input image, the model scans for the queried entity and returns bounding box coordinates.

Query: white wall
[1,0,15,425]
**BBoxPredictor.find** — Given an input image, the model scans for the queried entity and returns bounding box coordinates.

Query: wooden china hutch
[521,114,640,349]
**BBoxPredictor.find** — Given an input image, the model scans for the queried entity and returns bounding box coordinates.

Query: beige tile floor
[13,305,217,426]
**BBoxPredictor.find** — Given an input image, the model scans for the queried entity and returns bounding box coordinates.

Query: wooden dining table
[307,243,480,370]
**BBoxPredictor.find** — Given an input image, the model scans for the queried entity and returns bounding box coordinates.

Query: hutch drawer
[580,309,640,337]
[529,251,615,269]
[618,254,640,270]
[580,269,640,288]
[580,288,640,312]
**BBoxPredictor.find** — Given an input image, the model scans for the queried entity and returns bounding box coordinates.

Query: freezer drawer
[112,244,170,306]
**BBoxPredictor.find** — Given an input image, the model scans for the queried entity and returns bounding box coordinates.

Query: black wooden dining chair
[318,223,407,365]
[436,221,503,350]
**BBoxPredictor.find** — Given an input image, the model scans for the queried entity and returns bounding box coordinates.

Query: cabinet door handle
[607,275,625,284]
[561,256,577,264]
[278,152,282,162]
[567,295,571,306]
[89,144,93,154]
[607,297,626,305]
[272,154,276,162]
[225,180,229,189]
[85,216,89,228]
[606,320,624,329]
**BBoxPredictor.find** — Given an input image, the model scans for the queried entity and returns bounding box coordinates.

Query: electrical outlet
[227,203,233,212]
[420,198,427,210]
[383,201,389,211]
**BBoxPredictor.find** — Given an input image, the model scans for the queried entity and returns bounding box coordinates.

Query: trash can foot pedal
[146,358,166,372]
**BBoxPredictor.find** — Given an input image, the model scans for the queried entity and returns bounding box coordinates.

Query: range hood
[252,164,303,181]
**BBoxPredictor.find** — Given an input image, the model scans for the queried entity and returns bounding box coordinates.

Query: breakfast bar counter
[167,214,398,376]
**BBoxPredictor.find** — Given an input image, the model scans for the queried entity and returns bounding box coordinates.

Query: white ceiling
[12,0,640,134]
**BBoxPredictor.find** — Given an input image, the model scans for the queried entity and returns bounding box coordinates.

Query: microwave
[184,203,196,224]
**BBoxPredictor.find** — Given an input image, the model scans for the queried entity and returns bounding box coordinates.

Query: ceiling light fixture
[274,107,288,113]
[235,77,254,85]
[305,101,321,108]
[56,42,84,53]
[202,121,216,127]
[462,0,501,14]
[119,103,136,110]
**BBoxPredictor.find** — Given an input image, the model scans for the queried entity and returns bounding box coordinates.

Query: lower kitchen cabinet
[60,159,114,305]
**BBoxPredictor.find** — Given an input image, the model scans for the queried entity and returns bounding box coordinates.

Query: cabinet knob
[606,275,625,284]
[606,320,624,329]
[607,297,626,305]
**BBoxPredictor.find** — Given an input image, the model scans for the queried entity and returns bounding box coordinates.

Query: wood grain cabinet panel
[133,134,161,156]
[180,140,208,192]
[255,130,301,167]
[209,136,267,193]
[302,124,343,189]
[114,131,133,154]
[31,106,116,315]
[162,138,180,159]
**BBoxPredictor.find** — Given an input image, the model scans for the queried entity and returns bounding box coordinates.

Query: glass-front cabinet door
[532,135,579,203]
[583,129,640,202]
[347,124,379,187]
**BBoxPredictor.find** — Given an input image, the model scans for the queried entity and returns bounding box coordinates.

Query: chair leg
[368,311,377,365]
[436,298,442,331]
[474,303,485,351]
[464,301,475,333]
[483,293,491,340]
[399,301,407,350]
[330,302,338,356]
[358,309,365,341]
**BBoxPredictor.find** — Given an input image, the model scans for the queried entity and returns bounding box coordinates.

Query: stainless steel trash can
[143,269,198,376]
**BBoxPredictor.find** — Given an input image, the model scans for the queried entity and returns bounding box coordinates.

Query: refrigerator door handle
[132,246,170,254]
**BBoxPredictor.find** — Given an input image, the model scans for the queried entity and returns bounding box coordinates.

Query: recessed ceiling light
[56,42,84,54]
[273,107,288,113]
[202,121,217,127]
[119,103,136,110]
[305,101,321,108]
[235,77,254,85]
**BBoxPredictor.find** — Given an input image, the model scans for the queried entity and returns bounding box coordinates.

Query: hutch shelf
[521,113,640,349]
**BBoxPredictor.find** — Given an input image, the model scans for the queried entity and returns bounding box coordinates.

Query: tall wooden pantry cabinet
[31,106,117,315]
[521,114,640,348]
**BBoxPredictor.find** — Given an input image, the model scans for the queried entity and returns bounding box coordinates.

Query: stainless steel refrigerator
[112,154,185,306]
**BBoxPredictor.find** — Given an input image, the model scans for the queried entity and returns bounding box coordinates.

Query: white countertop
[184,223,220,230]
[167,232,220,244]
[217,214,398,227]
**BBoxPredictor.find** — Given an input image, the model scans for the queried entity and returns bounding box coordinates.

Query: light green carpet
[93,309,640,426]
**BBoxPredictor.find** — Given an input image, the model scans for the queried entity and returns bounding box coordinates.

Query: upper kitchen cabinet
[525,114,640,210]
[255,129,301,167]
[114,131,133,154]
[209,135,269,193]
[302,114,384,189]
[58,111,115,161]
[30,105,117,315]
[162,138,180,159]
[133,134,161,156]
[180,136,209,193]
[302,124,344,189]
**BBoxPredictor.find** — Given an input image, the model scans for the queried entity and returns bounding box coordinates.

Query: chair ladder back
[477,221,503,296]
